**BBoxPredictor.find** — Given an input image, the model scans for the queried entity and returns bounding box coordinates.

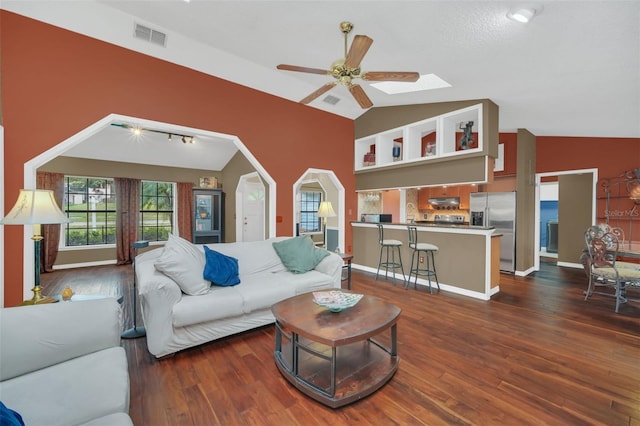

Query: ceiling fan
[277,21,420,109]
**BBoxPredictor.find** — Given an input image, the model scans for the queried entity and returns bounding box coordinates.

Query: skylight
[370,74,451,95]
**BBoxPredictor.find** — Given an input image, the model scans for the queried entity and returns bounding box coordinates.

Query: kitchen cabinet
[418,185,475,210]
[458,185,476,209]
[418,188,432,209]
[193,188,224,244]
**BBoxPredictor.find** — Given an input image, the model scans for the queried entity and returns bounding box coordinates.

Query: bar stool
[407,226,440,293]
[376,224,406,284]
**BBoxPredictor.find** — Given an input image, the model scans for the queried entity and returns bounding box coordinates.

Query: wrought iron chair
[584,227,640,312]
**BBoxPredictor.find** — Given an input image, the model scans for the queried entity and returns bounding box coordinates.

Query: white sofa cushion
[278,270,338,294]
[81,413,134,426]
[173,286,244,327]
[236,273,297,314]
[0,347,129,426]
[154,234,210,296]
[207,238,288,276]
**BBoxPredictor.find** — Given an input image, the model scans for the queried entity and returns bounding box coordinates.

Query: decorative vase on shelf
[392,146,401,161]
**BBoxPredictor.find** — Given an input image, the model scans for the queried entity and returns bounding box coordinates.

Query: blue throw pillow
[272,235,330,274]
[203,246,241,286]
[0,401,25,426]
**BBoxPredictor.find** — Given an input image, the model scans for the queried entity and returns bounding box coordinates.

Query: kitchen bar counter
[351,222,501,300]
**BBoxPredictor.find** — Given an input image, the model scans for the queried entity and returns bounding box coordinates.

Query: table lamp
[317,201,336,249]
[1,189,69,305]
[122,240,149,339]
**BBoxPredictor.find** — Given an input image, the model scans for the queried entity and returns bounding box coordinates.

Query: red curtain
[36,172,65,272]
[115,177,140,264]
[177,182,194,242]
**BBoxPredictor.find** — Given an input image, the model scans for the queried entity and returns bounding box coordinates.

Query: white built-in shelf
[355,104,483,171]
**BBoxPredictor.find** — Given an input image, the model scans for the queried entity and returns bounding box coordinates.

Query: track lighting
[111,123,195,145]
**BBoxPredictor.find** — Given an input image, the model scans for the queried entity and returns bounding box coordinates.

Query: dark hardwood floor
[40,260,640,425]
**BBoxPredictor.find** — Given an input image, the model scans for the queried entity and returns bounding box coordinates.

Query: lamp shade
[1,189,69,225]
[317,201,336,218]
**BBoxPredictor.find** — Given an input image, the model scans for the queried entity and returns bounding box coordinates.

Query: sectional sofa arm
[0,298,122,381]
[135,252,183,357]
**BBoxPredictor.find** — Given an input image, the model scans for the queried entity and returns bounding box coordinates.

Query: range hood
[428,197,460,209]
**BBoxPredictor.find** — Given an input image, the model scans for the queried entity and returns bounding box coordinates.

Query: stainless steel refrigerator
[470,191,516,273]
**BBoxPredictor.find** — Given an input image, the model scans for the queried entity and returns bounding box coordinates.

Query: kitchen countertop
[351,221,495,231]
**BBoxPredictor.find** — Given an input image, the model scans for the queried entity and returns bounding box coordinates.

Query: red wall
[1,11,356,306]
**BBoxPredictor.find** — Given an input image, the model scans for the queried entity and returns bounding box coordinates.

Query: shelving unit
[355,104,483,171]
[193,188,224,244]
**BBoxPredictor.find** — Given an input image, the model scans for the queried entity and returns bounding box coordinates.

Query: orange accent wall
[537,136,640,243]
[1,11,356,306]
[495,133,518,177]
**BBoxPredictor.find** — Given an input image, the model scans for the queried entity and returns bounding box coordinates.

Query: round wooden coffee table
[271,292,401,408]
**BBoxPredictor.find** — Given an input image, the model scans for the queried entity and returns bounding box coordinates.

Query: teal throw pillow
[203,246,241,286]
[272,236,330,274]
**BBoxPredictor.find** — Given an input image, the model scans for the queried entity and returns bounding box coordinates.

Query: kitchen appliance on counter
[470,191,516,273]
[361,213,393,223]
[433,214,465,224]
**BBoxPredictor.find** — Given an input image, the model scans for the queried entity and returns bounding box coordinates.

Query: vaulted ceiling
[3,1,639,170]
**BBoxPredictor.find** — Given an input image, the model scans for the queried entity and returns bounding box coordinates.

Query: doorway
[293,169,345,253]
[534,168,597,271]
[17,114,276,301]
[236,172,266,242]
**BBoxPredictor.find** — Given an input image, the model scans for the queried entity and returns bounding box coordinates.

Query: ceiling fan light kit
[277,21,419,109]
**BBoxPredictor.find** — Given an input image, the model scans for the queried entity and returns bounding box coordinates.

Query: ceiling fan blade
[349,84,373,109]
[277,64,330,76]
[361,71,420,82]
[300,82,338,104]
[344,35,373,69]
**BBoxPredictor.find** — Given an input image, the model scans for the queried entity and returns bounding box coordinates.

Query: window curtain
[177,182,194,242]
[36,172,65,272]
[115,177,141,265]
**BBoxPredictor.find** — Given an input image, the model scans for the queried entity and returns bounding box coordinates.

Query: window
[140,181,174,242]
[63,177,116,246]
[62,177,175,247]
[299,191,322,233]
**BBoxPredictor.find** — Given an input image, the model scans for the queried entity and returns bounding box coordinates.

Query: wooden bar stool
[407,226,440,293]
[376,224,406,284]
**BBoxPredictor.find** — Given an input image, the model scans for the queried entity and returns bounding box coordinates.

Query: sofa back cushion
[205,238,288,276]
[154,234,210,296]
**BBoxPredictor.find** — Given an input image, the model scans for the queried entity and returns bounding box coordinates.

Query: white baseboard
[53,260,118,270]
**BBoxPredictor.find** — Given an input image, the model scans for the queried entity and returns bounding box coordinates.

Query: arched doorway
[293,169,345,252]
[16,114,275,300]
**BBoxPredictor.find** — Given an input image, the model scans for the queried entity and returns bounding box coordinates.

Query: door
[558,174,593,264]
[242,182,265,242]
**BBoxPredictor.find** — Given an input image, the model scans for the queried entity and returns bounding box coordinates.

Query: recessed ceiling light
[370,74,451,95]
[507,5,543,23]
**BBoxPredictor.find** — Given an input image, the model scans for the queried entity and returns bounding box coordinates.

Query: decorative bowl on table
[312,290,363,312]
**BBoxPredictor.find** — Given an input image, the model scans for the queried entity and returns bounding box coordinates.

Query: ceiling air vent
[134,23,167,47]
[322,95,341,105]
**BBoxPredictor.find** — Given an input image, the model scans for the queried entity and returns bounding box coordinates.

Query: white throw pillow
[154,234,210,295]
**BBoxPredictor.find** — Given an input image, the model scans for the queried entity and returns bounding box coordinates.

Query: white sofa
[136,236,343,358]
[0,299,132,426]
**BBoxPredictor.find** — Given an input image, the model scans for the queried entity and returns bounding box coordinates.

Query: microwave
[361,214,392,223]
